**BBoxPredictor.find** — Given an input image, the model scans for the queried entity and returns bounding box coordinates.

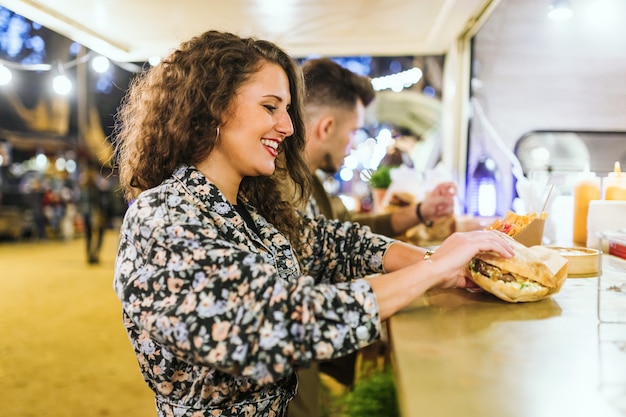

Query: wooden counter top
[389,255,626,417]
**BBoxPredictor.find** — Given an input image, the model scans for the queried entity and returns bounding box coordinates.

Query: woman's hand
[372,229,516,320]
[427,230,516,289]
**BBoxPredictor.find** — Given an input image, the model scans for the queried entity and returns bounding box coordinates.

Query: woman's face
[203,61,294,184]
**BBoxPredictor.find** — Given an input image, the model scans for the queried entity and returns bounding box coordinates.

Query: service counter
[389,255,626,417]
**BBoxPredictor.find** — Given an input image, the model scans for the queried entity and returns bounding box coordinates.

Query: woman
[113,30,513,417]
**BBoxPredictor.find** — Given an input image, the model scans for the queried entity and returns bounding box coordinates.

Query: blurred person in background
[289,57,458,417]
[78,165,107,264]
[300,58,456,238]
[24,178,47,240]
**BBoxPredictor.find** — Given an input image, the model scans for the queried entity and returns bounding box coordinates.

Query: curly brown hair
[112,30,311,243]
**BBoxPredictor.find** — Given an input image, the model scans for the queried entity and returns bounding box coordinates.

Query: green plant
[342,367,399,417]
[368,165,395,189]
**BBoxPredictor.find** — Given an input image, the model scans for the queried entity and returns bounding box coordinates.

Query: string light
[148,56,162,66]
[371,67,423,92]
[52,74,72,95]
[0,64,12,85]
[0,51,145,93]
[91,55,110,73]
[50,62,71,95]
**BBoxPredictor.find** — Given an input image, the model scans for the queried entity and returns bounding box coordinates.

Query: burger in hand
[467,234,568,303]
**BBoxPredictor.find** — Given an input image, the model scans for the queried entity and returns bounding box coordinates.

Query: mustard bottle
[603,161,626,200]
[572,171,600,246]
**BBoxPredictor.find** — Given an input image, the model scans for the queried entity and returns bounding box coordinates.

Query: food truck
[0,1,625,415]
[1,0,623,241]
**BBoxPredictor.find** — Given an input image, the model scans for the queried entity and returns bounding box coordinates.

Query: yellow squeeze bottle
[573,171,600,246]
[604,161,626,201]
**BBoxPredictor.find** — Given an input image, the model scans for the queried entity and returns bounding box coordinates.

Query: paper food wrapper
[512,218,545,247]
[486,211,547,247]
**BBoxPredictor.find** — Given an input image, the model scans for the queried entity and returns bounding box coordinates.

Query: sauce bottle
[604,161,626,200]
[573,171,600,246]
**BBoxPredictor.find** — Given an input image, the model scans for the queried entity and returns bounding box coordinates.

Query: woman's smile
[261,138,282,157]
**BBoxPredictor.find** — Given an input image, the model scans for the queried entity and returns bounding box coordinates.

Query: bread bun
[467,236,568,302]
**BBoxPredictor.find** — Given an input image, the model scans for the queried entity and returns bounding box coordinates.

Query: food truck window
[514,130,626,175]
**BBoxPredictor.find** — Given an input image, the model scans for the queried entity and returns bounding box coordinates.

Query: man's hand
[419,182,457,223]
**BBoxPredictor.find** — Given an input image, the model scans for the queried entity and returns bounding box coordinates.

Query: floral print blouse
[114,165,395,417]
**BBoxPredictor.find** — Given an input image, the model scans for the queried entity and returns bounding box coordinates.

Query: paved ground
[0,230,155,417]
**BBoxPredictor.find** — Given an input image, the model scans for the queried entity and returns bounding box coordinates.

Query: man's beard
[318,152,339,175]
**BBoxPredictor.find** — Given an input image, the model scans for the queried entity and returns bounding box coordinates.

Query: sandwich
[387,191,414,208]
[466,235,568,303]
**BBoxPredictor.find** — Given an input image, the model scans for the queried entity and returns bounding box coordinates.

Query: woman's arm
[370,230,515,320]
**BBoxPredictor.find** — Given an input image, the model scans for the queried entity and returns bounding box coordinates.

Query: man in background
[288,57,457,417]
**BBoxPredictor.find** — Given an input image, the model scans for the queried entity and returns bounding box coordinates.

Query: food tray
[546,246,601,278]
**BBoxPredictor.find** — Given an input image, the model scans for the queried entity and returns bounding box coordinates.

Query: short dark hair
[301,58,375,111]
